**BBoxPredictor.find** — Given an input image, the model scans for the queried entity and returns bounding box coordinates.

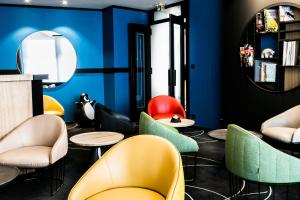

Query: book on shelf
[256,12,265,33]
[264,62,277,82]
[240,44,254,67]
[279,6,295,22]
[255,60,276,82]
[282,41,299,66]
[264,9,279,32]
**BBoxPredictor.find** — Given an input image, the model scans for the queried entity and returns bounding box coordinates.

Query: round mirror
[240,5,300,92]
[17,31,77,88]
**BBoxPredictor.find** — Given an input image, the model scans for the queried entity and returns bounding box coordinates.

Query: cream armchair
[261,105,300,144]
[0,114,68,168]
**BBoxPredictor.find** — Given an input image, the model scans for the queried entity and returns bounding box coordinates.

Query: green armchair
[139,112,199,153]
[139,112,199,180]
[226,124,300,199]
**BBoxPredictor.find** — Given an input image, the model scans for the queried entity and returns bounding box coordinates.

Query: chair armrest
[261,106,300,130]
[261,112,290,130]
[68,157,114,200]
[50,125,68,164]
[292,128,300,143]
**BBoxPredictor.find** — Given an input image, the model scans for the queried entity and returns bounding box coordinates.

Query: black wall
[223,0,300,130]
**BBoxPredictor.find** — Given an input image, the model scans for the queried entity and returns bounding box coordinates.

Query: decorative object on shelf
[254,61,276,82]
[264,9,279,32]
[261,48,275,58]
[240,44,254,67]
[170,115,181,123]
[75,93,96,127]
[256,12,265,33]
[282,41,299,66]
[279,6,295,22]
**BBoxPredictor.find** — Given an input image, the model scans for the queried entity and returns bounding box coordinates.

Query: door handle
[173,70,176,86]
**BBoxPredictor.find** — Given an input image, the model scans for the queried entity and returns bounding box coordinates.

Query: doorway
[129,2,188,120]
[150,15,184,102]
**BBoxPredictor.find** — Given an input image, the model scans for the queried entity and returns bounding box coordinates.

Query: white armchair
[261,105,300,144]
[0,114,68,168]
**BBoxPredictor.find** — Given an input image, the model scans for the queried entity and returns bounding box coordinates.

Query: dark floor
[0,124,299,200]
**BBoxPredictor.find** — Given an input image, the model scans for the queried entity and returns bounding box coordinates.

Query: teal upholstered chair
[226,124,300,199]
[139,112,199,153]
[139,112,199,180]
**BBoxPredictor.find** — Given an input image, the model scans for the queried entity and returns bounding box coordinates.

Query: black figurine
[75,93,96,127]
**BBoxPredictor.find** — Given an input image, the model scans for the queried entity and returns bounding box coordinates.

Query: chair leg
[50,158,65,196]
[50,164,54,196]
[193,152,197,181]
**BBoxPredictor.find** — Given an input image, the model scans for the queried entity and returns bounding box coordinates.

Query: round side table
[208,129,263,141]
[0,165,19,187]
[70,131,124,162]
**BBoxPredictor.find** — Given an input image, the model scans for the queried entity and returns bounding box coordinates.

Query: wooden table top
[156,118,195,128]
[208,129,263,141]
[70,131,124,147]
[0,165,19,186]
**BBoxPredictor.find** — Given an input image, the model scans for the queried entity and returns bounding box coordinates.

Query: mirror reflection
[240,5,300,92]
[17,31,77,88]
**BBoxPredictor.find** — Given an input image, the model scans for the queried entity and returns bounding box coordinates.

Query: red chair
[147,95,186,120]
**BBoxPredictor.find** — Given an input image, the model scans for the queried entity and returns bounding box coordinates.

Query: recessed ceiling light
[62,0,68,5]
[24,0,31,3]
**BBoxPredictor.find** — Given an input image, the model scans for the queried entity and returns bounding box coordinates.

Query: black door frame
[128,23,151,121]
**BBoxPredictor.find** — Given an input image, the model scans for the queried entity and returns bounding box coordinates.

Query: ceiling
[0,0,182,10]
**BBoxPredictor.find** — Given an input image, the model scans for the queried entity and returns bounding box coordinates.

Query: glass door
[150,22,170,97]
[150,15,184,103]
[128,24,151,121]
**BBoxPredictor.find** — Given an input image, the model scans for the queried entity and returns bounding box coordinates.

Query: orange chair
[43,95,64,117]
[147,95,186,120]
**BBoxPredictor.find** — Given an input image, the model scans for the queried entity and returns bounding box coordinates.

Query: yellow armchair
[43,95,64,117]
[68,135,184,200]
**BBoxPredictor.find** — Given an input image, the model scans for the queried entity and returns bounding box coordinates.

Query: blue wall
[189,0,222,128]
[103,8,148,115]
[0,6,104,121]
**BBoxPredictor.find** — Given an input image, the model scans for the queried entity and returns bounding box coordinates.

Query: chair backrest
[261,105,300,129]
[43,95,64,114]
[0,115,67,154]
[147,95,186,119]
[226,124,300,184]
[100,135,184,198]
[139,112,198,153]
[94,103,136,134]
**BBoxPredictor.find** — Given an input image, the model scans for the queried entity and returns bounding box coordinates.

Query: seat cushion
[87,187,165,200]
[0,146,51,168]
[261,127,296,143]
[152,113,185,120]
[44,111,64,116]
